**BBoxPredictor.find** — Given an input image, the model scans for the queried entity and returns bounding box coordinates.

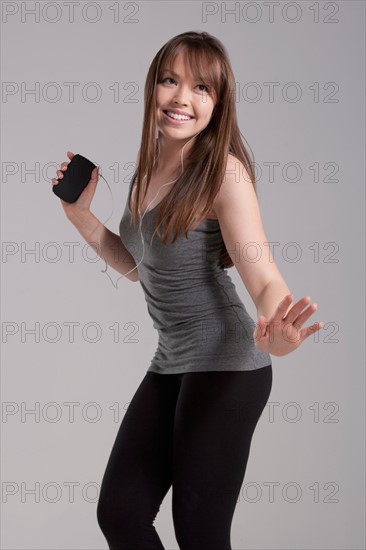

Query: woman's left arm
[213,154,324,357]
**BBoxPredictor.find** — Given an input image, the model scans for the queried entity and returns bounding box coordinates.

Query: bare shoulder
[212,153,254,214]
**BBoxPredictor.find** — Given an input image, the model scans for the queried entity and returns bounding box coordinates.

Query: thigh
[97,372,181,523]
[172,365,272,549]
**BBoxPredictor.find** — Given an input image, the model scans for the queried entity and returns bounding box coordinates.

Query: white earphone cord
[94,133,199,289]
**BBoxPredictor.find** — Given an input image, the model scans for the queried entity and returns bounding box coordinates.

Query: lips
[163,110,194,119]
[162,111,194,124]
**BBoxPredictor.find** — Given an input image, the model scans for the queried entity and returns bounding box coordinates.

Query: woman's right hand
[51,151,100,220]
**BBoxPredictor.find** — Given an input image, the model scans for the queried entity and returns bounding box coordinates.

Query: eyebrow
[162,69,181,77]
[161,68,205,83]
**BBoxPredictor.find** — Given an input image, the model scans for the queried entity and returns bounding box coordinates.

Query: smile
[163,110,194,123]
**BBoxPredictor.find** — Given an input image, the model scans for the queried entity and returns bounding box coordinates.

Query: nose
[172,84,189,106]
[173,96,188,107]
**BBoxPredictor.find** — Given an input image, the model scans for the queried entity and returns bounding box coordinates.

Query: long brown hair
[130,31,258,269]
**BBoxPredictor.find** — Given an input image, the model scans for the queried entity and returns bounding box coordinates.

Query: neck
[155,134,195,173]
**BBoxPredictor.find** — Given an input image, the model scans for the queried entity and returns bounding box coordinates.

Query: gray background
[1,1,365,548]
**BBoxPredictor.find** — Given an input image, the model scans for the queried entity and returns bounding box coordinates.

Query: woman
[51,31,323,550]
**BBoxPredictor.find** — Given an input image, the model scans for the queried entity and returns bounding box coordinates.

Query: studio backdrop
[1,1,365,549]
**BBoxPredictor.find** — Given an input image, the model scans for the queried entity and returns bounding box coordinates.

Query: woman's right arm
[52,151,139,283]
[67,209,139,283]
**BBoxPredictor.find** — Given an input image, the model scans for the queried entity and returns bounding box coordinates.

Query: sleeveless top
[119,179,272,374]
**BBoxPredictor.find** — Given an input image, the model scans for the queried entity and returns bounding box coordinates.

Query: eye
[161,77,176,85]
[196,84,210,93]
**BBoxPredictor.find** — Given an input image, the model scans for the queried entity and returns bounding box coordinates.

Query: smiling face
[155,49,217,145]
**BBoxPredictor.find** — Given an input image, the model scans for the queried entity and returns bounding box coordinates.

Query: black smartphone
[52,154,96,203]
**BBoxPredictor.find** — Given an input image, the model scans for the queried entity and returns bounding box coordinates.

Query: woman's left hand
[253,294,324,357]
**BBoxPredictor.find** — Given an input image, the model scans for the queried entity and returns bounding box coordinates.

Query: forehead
[160,47,214,80]
[161,52,194,78]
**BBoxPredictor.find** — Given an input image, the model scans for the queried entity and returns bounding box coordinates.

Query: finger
[83,166,99,195]
[271,294,294,323]
[56,169,64,179]
[60,162,69,170]
[66,151,74,160]
[51,178,59,185]
[90,166,99,183]
[300,321,324,342]
[255,315,267,340]
[292,302,318,329]
[284,295,312,324]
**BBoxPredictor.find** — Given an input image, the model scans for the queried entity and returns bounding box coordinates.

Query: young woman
[52,31,323,550]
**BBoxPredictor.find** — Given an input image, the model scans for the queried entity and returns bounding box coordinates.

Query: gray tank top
[119,179,272,374]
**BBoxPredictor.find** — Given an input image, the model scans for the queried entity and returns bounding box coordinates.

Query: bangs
[156,43,222,98]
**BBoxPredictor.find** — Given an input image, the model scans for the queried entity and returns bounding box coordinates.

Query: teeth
[166,111,192,121]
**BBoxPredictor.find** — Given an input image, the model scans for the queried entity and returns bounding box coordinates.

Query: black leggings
[96,365,272,550]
